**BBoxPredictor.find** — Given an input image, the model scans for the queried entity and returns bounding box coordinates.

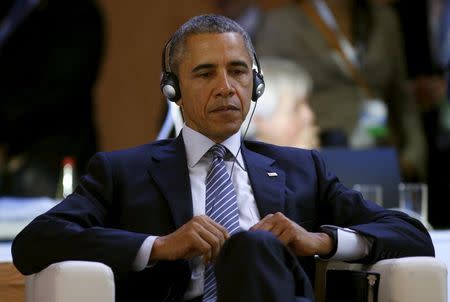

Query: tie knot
[210,144,227,160]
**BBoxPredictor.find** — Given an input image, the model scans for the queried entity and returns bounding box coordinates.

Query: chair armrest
[25,261,115,302]
[315,256,448,302]
[369,257,447,302]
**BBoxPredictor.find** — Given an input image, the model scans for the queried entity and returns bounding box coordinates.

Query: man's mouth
[210,105,239,113]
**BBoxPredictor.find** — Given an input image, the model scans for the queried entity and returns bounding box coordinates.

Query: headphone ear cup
[160,72,181,102]
[252,69,265,102]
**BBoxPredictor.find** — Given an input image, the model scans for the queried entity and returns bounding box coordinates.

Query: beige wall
[95,0,289,151]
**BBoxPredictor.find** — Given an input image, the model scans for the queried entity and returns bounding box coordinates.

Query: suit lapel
[241,144,286,218]
[148,135,193,229]
[147,137,287,227]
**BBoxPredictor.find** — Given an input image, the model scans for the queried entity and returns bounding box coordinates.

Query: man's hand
[150,215,229,265]
[250,212,334,257]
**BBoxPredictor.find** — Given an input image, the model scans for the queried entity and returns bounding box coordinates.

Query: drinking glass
[353,184,383,207]
[398,182,428,223]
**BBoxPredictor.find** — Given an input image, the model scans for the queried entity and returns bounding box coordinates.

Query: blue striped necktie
[203,144,240,302]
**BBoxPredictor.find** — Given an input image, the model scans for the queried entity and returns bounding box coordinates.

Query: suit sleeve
[12,152,149,275]
[311,149,435,263]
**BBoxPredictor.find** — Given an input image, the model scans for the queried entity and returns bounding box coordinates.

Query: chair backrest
[319,147,402,208]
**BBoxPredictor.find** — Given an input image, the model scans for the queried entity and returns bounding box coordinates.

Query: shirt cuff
[319,225,373,261]
[132,236,158,271]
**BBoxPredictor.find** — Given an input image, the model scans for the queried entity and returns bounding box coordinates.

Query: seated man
[242,56,319,149]
[12,14,434,302]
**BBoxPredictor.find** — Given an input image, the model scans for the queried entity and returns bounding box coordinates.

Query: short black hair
[167,14,255,74]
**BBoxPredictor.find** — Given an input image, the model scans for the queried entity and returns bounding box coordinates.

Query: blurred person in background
[255,0,427,182]
[214,0,264,42]
[391,0,450,228]
[0,0,104,197]
[242,56,320,149]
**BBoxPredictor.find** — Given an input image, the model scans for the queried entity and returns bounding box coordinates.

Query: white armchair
[25,261,115,302]
[25,257,447,302]
[314,256,448,302]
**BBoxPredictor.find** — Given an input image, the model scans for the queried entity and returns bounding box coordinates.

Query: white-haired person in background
[242,56,320,149]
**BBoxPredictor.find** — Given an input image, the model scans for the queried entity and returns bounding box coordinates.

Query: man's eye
[198,72,212,78]
[232,69,248,76]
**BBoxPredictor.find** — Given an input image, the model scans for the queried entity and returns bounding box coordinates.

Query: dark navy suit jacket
[12,135,434,301]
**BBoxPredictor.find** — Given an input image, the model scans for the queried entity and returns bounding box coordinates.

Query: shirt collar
[182,125,245,169]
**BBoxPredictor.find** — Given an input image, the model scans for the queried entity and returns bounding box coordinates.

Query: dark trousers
[214,230,314,302]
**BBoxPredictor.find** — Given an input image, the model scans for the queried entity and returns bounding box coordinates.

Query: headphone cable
[229,100,258,180]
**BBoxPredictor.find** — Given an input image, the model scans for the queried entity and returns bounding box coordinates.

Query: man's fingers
[206,216,230,240]
[270,222,286,238]
[251,212,288,232]
[198,216,229,244]
[187,225,215,253]
[278,228,295,245]
[197,229,222,262]
[156,215,232,262]
[190,216,229,262]
[250,213,274,230]
[195,215,229,239]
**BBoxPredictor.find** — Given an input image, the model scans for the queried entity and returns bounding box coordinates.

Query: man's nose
[215,72,236,97]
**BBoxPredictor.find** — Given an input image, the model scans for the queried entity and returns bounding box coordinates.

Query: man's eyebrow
[191,60,251,73]
[192,63,215,73]
[229,60,250,69]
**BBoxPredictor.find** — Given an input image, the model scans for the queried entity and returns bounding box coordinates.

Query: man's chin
[210,125,241,142]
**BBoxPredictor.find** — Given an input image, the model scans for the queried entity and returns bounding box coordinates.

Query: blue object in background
[319,147,402,209]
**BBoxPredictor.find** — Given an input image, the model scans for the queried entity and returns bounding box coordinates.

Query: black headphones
[160,37,265,102]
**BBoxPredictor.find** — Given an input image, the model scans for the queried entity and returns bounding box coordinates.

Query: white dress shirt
[133,126,371,300]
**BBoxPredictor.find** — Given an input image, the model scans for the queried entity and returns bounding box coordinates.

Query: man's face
[177,32,253,143]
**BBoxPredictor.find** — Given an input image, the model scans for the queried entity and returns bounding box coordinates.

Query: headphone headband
[161,38,171,73]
